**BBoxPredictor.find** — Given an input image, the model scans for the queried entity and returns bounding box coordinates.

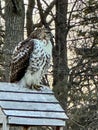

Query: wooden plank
[0,82,53,94]
[0,116,3,124]
[0,101,64,112]
[3,116,9,130]
[0,92,58,103]
[60,127,64,130]
[0,107,5,124]
[3,110,67,119]
[0,107,4,115]
[0,107,9,130]
[8,117,65,126]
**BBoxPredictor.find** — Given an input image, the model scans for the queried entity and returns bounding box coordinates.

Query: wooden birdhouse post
[0,83,68,130]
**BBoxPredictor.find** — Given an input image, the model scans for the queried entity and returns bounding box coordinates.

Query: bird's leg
[33,84,42,90]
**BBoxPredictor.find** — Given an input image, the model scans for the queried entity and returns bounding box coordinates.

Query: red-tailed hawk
[10,28,52,90]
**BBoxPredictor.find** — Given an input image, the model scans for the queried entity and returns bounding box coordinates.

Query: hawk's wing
[10,39,34,82]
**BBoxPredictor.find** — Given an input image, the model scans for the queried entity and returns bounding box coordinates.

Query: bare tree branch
[36,0,47,27]
[67,0,78,31]
[42,0,56,20]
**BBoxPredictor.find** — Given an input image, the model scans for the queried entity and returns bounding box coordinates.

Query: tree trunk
[4,0,25,82]
[26,0,35,36]
[53,0,68,113]
[53,1,68,129]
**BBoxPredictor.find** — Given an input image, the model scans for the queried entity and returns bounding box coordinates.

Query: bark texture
[4,0,25,81]
[53,0,68,111]
[26,0,35,36]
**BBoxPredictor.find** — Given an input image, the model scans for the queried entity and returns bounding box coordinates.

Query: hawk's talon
[33,85,42,90]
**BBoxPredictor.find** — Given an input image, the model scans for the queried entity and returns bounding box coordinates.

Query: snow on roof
[0,82,68,126]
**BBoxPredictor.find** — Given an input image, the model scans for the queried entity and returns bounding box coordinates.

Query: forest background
[0,0,98,130]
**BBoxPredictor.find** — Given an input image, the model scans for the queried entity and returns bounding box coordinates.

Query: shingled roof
[0,83,68,127]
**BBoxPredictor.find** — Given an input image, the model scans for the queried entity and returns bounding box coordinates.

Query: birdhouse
[0,83,68,130]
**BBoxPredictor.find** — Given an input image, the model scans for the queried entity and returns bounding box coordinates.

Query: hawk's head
[29,27,52,41]
[29,27,52,54]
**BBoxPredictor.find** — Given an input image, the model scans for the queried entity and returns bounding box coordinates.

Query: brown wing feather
[10,39,34,82]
